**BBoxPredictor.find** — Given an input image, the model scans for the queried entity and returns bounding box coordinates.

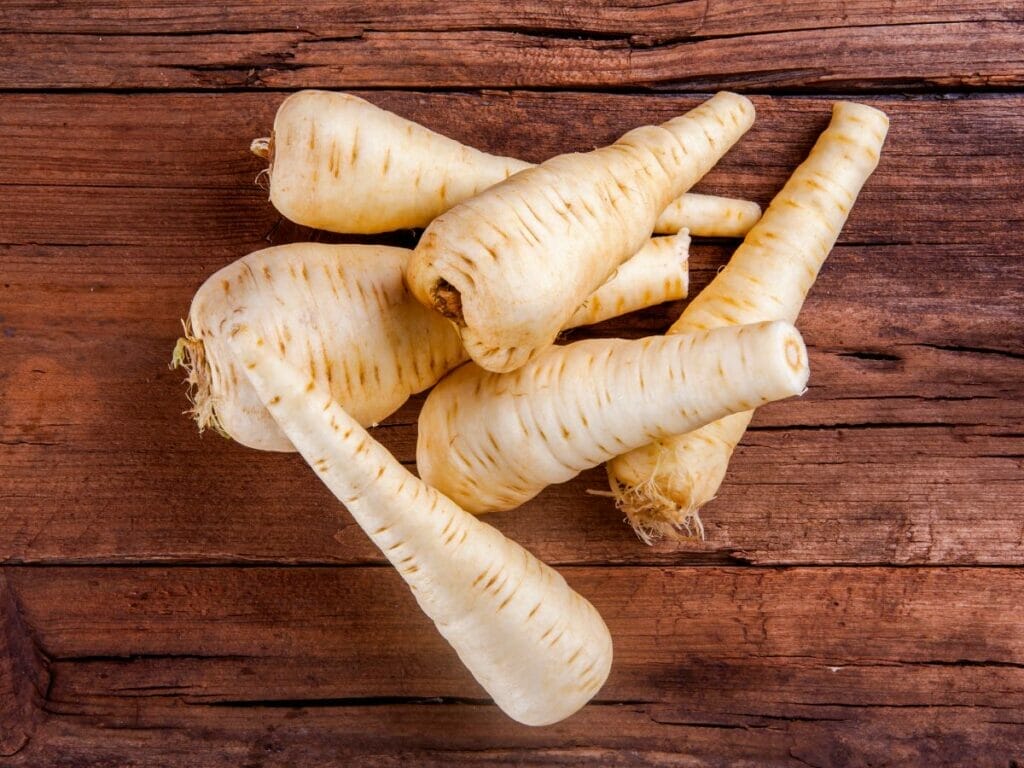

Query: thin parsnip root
[565,232,688,328]
[259,90,760,238]
[606,101,890,541]
[655,193,761,239]
[417,321,808,514]
[406,92,756,372]
[230,327,613,726]
[174,237,690,451]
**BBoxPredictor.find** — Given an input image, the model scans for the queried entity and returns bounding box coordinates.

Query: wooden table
[2,3,1023,765]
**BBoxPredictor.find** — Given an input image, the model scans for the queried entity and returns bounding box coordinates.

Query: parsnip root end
[171,325,227,439]
[607,468,706,545]
[250,136,272,160]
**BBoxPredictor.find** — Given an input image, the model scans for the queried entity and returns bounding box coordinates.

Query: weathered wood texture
[0,3,1022,91]
[4,566,1024,766]
[0,572,49,757]
[2,93,1022,568]
[2,4,1023,765]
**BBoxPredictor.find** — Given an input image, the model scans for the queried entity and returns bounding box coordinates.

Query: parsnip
[174,243,462,451]
[256,90,760,238]
[174,236,688,451]
[565,230,689,328]
[607,101,889,541]
[417,321,808,514]
[655,192,761,239]
[230,327,613,726]
[406,92,756,372]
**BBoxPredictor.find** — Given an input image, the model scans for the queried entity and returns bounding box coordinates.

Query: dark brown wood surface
[1,2,1022,765]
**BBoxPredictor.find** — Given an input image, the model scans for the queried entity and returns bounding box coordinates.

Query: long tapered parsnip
[255,90,761,238]
[230,327,613,726]
[406,92,756,373]
[174,236,688,451]
[417,321,809,514]
[607,101,890,541]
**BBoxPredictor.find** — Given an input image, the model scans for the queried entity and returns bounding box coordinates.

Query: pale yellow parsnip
[174,236,689,451]
[258,90,761,238]
[417,321,808,514]
[175,243,463,451]
[607,101,890,541]
[229,328,612,726]
[407,92,756,372]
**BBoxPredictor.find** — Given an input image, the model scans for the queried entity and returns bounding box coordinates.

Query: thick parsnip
[406,92,756,372]
[607,101,890,541]
[174,243,463,451]
[174,236,688,451]
[417,321,809,514]
[257,90,760,238]
[231,327,613,726]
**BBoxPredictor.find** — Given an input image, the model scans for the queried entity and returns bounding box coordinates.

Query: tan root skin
[606,101,891,541]
[173,239,690,451]
[406,92,756,373]
[417,320,808,514]
[259,89,760,238]
[230,328,613,726]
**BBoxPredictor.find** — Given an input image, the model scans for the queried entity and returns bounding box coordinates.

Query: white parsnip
[256,90,760,238]
[606,101,890,541]
[174,243,463,452]
[174,237,688,451]
[406,92,756,372]
[417,321,809,514]
[230,328,613,726]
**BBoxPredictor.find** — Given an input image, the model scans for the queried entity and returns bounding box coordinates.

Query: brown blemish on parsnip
[432,279,464,324]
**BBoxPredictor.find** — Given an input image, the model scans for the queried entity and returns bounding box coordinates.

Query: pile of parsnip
[174,91,888,726]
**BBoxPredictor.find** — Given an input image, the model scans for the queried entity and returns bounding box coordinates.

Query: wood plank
[14,566,1024,702]
[3,93,1023,247]
[2,1,1018,36]
[14,700,1023,768]
[2,239,1021,566]
[1,19,1021,91]
[4,566,1024,765]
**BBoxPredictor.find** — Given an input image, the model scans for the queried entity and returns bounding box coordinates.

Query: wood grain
[1,11,1022,91]
[13,700,1023,768]
[2,4,1023,763]
[0,572,49,757]
[3,1,1019,36]
[4,565,1024,765]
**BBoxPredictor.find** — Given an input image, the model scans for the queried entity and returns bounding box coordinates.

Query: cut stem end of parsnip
[432,279,465,324]
[250,136,272,160]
